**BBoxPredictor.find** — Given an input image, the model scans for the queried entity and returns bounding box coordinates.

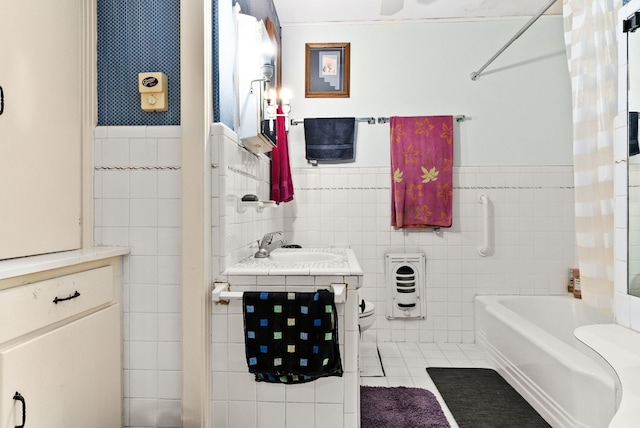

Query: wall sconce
[248,61,293,146]
[250,64,274,94]
[280,88,292,132]
[264,87,292,133]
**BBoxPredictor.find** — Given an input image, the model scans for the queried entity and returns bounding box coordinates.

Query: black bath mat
[427,368,551,428]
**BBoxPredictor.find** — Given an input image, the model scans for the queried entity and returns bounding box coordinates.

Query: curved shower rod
[471,0,559,81]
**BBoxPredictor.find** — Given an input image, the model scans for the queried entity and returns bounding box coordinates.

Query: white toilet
[359,299,375,332]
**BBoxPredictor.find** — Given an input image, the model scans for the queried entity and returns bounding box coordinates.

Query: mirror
[235,15,292,154]
[259,19,278,146]
[627,10,640,296]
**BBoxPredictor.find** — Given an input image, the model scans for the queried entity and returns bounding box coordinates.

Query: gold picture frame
[305,42,350,98]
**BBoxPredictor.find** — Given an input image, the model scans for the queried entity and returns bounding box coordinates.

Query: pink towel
[390,116,453,228]
[271,106,294,204]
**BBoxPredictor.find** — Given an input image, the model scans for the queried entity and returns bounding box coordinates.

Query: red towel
[390,116,453,228]
[271,106,294,204]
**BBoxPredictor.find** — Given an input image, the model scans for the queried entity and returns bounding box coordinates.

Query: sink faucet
[255,231,286,258]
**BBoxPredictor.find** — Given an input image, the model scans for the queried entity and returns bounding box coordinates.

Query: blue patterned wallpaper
[97,0,180,126]
[97,0,280,127]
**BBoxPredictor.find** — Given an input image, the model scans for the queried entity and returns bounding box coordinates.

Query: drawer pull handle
[53,290,81,304]
[13,391,26,428]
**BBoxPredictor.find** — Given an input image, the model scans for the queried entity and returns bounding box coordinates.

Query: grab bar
[212,282,347,304]
[478,194,490,257]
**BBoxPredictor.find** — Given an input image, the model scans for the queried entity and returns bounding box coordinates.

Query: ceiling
[272,0,562,25]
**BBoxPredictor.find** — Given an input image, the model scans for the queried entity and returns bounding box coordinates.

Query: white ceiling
[272,0,562,25]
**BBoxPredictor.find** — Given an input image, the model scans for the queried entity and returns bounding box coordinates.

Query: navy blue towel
[630,112,639,156]
[303,117,356,162]
[242,289,343,384]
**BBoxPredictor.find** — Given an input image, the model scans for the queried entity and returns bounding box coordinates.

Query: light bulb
[268,88,276,104]
[280,88,291,105]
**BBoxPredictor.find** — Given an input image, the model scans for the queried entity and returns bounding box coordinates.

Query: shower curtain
[563,0,619,311]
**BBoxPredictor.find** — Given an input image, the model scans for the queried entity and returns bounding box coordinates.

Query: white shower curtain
[563,0,620,311]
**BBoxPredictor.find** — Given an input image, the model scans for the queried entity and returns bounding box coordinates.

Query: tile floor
[360,341,492,428]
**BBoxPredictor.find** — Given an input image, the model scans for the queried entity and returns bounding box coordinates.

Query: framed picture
[305,43,350,98]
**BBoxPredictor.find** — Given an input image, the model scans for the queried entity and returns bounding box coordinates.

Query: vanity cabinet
[219,248,363,428]
[0,306,120,428]
[0,0,82,260]
[0,253,124,428]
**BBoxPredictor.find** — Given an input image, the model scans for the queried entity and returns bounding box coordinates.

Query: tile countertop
[574,324,640,428]
[223,247,363,277]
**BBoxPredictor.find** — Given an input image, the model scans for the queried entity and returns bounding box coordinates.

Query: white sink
[222,247,363,276]
[266,250,340,263]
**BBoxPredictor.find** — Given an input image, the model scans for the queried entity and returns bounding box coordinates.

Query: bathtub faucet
[255,231,286,258]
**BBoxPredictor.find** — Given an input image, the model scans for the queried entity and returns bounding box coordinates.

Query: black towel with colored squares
[242,289,343,384]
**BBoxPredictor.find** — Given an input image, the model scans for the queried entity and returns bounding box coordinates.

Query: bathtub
[475,295,617,428]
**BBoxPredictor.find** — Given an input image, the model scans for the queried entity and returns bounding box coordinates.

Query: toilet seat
[359,299,375,332]
[360,300,375,318]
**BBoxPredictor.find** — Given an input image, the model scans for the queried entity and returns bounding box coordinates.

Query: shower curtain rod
[470,0,558,81]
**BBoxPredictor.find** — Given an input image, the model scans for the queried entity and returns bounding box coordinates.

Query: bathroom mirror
[627,10,640,296]
[259,19,280,146]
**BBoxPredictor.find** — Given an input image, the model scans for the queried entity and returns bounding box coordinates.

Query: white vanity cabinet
[0,0,83,260]
[0,251,125,428]
[0,306,120,428]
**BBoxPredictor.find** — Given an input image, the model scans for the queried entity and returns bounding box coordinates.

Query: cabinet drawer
[0,266,114,343]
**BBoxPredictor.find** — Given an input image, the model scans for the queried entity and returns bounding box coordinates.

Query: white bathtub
[475,295,617,428]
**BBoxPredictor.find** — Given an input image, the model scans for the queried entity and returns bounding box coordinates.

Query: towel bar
[291,116,465,126]
[377,115,466,124]
[290,117,376,126]
[212,282,347,304]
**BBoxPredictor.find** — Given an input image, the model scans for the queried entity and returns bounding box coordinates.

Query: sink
[223,247,363,276]
[266,250,340,263]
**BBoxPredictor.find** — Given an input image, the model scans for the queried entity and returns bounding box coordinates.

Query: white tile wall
[211,277,360,428]
[96,123,581,427]
[210,124,360,428]
[210,124,284,277]
[284,165,577,343]
[95,126,182,428]
[209,124,577,427]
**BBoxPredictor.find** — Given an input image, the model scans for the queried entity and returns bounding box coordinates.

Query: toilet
[359,299,375,332]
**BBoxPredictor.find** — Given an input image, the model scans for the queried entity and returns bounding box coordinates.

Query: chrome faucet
[254,231,286,258]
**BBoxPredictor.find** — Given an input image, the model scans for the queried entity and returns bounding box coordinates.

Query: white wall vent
[385,253,426,319]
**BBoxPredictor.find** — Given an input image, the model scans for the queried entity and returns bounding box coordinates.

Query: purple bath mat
[361,386,450,428]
